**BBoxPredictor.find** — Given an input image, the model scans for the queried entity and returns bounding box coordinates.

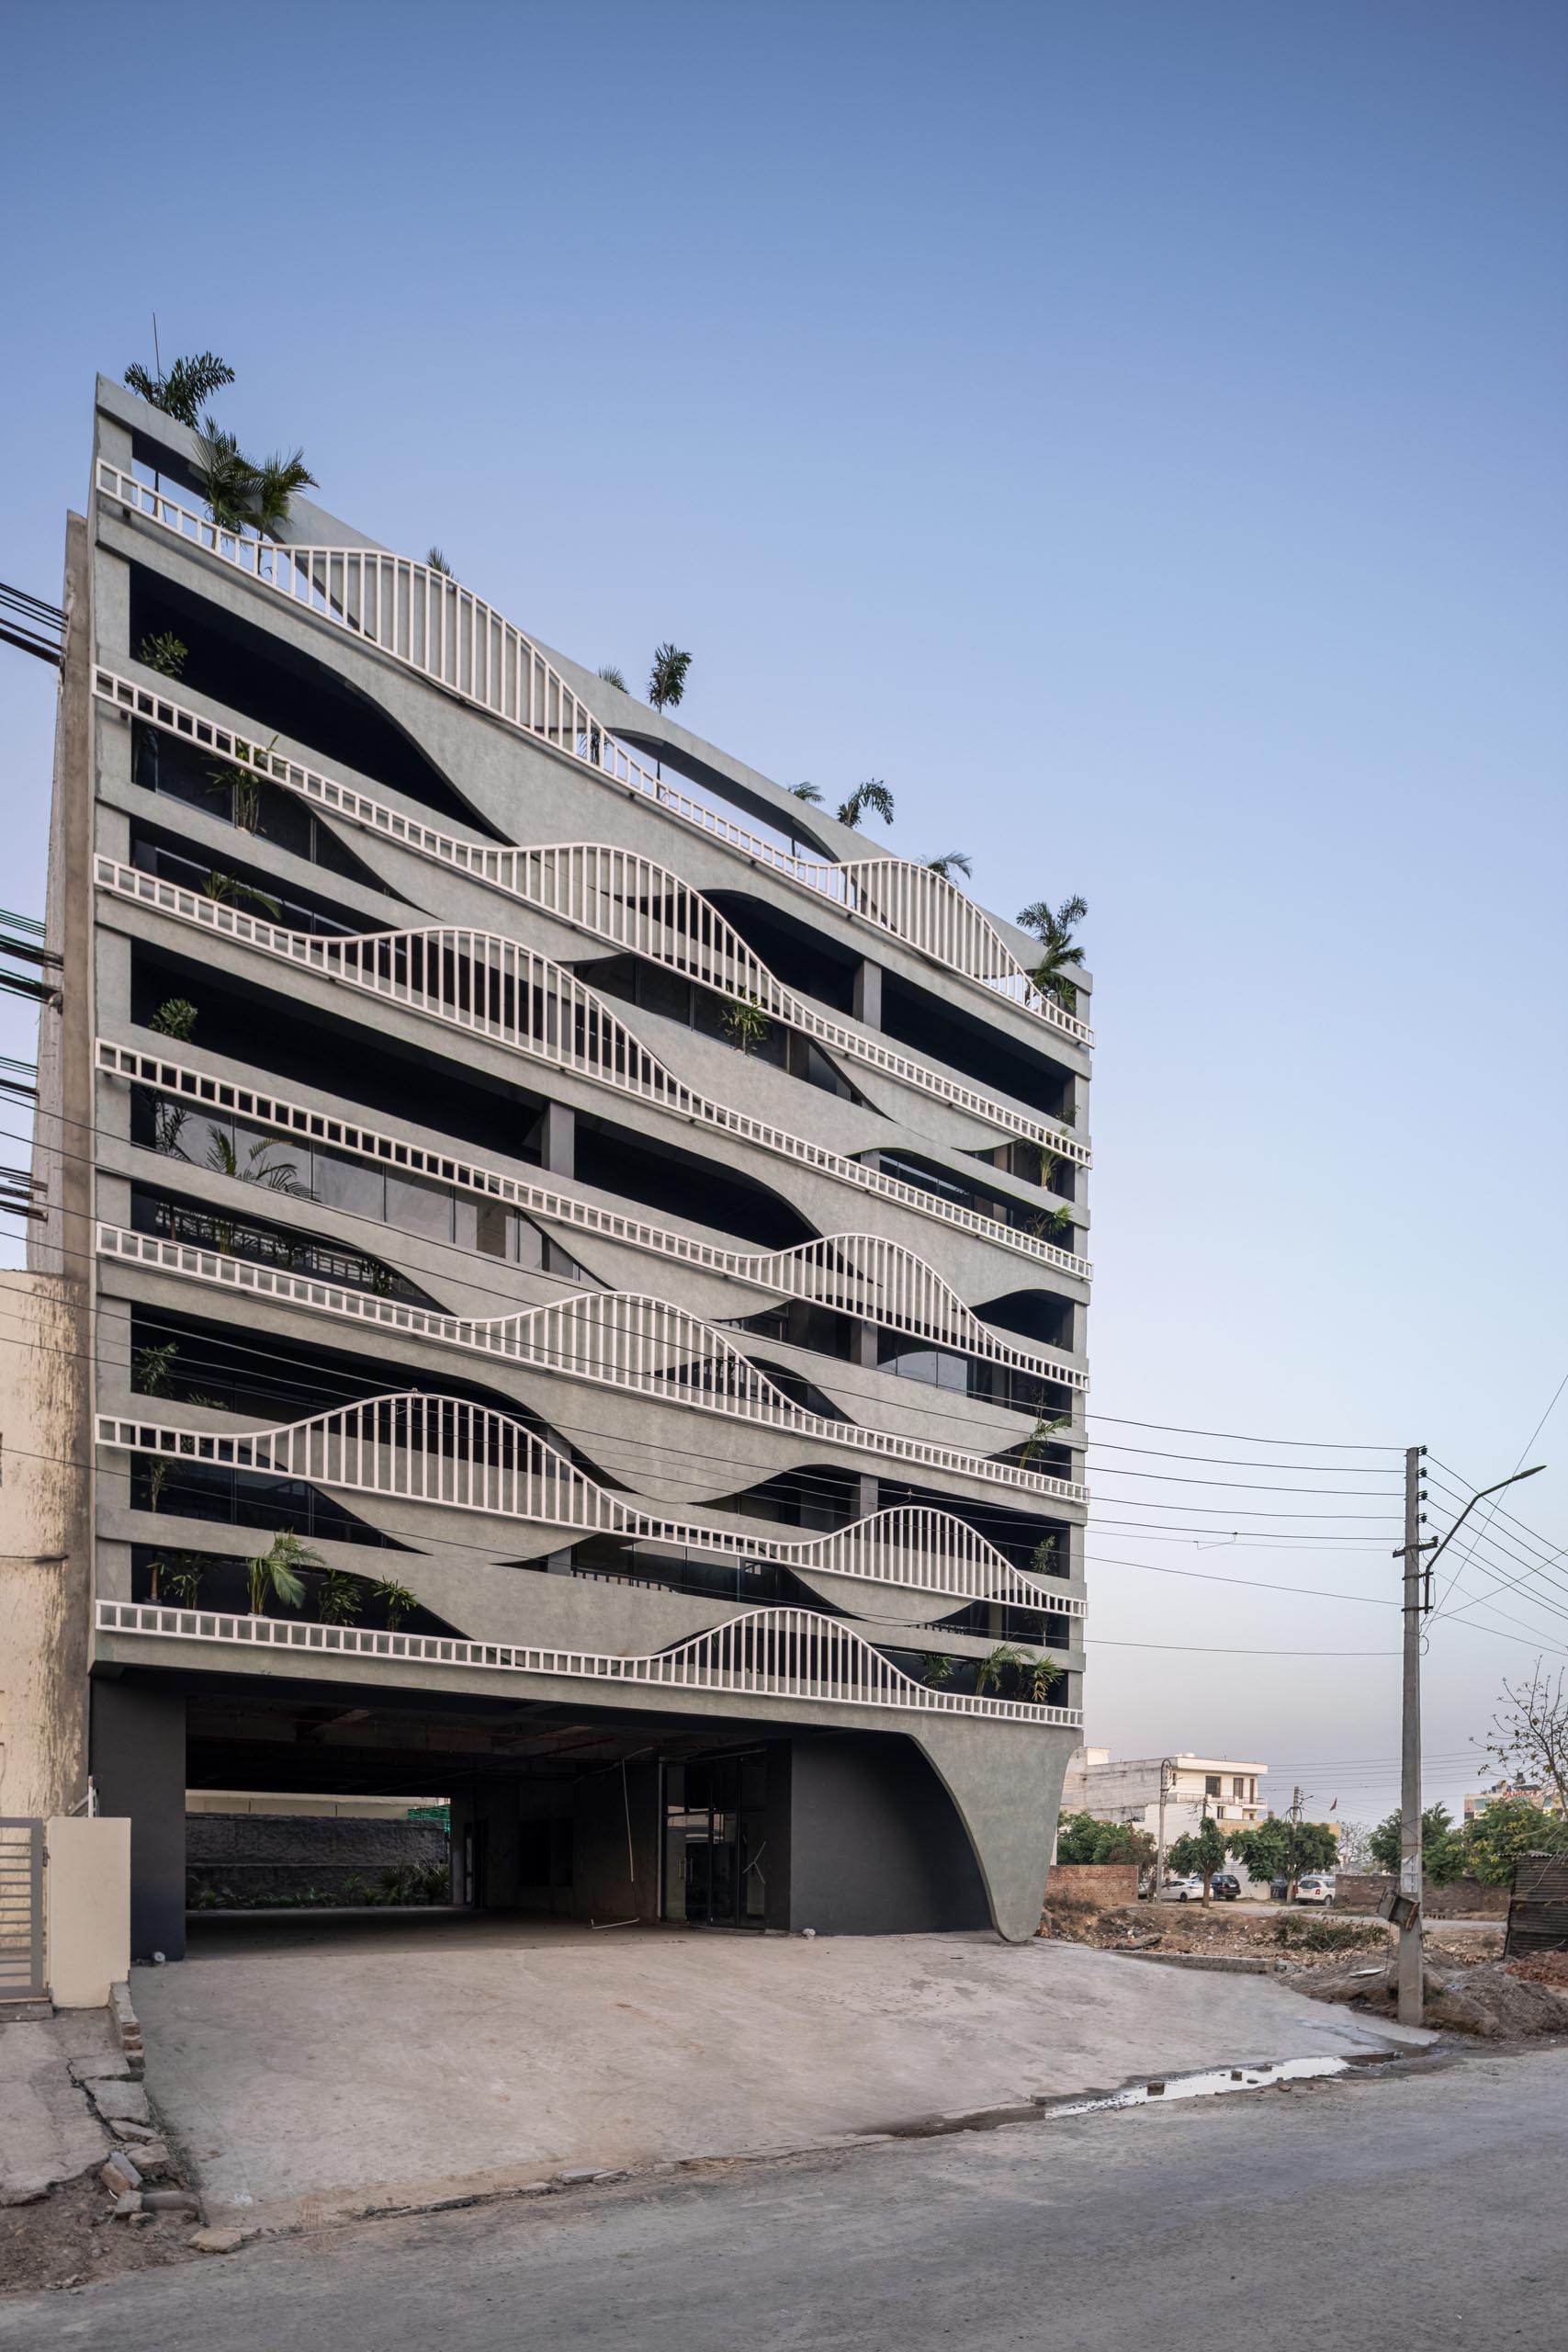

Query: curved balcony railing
[97,671,1089,1165]
[96,1041,1090,1378]
[95,1599,1080,1727]
[96,1227,1084,1502]
[95,864,1092,1279]
[98,1397,1087,1613]
[93,486,1092,1046]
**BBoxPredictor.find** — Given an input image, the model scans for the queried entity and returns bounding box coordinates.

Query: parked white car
[1156,1874,1205,1902]
[1294,1873,1336,1905]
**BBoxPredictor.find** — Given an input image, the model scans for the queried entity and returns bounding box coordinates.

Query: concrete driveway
[131,1913,1428,2231]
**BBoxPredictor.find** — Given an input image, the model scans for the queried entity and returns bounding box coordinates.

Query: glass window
[387,1171,453,1242]
[309,1148,386,1222]
[1205,1775,1221,1797]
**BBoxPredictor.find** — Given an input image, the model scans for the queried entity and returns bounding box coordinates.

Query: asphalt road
[12,2046,1565,2350]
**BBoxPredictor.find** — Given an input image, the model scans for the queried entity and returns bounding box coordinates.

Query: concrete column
[538,1101,575,1178]
[852,961,882,1030]
[852,1320,879,1370]
[854,1474,878,1523]
[89,1679,186,1962]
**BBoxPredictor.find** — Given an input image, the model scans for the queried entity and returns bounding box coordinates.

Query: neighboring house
[1464,1782,1562,1821]
[1063,1747,1270,1885]
[6,373,1097,1959]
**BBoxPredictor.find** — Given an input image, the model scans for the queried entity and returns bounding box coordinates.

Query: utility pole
[1397,1444,1427,2026]
[1288,1784,1303,1902]
[1155,1756,1175,1889]
[1393,1449,1545,2027]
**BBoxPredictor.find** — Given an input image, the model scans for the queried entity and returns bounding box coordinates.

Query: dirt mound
[1303,1959,1568,2039]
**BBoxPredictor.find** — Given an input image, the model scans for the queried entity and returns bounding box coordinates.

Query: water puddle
[1040,2055,1350,2118]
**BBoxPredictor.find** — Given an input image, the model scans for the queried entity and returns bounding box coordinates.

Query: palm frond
[648,643,693,713]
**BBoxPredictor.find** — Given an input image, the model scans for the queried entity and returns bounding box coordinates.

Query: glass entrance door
[662,1754,767,1927]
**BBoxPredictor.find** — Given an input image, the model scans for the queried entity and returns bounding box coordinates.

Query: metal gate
[1506,1854,1568,1958]
[0,1819,46,2001]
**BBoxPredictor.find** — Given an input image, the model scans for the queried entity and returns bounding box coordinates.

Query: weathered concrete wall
[0,1272,92,1817]
[1047,1862,1141,1907]
[186,1812,448,1903]
[1333,1872,1507,1920]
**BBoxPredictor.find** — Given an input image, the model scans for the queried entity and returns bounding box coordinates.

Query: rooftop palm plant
[924,851,972,880]
[1015,894,1088,1013]
[426,548,453,576]
[790,782,823,804]
[647,644,692,779]
[836,780,895,830]
[247,448,317,541]
[124,349,235,426]
[193,422,257,532]
[648,643,692,718]
[596,663,627,691]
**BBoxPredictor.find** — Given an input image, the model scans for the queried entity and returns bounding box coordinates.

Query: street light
[1396,1455,1546,2026]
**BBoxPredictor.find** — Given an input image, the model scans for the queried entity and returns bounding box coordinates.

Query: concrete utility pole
[1288,1785,1304,1902]
[1395,1451,1548,2026]
[1155,1757,1176,1888]
[1397,1444,1427,2026]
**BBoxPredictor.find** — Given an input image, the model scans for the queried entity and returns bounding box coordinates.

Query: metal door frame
[0,1819,46,2002]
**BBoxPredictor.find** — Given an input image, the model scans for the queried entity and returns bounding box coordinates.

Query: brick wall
[1332,1872,1507,1920]
[1047,1862,1141,1907]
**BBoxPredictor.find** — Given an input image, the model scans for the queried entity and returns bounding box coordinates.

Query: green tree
[1015,894,1088,1012]
[124,349,235,426]
[1226,1815,1339,1894]
[836,779,895,831]
[1367,1803,1465,1883]
[1168,1817,1229,1902]
[924,851,972,881]
[790,782,823,803]
[595,662,626,690]
[1462,1799,1568,1887]
[1055,1812,1156,1868]
[426,548,454,577]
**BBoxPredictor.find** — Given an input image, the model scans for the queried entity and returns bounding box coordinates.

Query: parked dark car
[1209,1872,1241,1902]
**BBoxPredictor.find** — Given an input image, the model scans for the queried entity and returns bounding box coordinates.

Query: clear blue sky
[5,1,1565,1826]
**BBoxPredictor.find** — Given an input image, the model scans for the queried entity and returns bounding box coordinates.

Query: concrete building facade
[1063,1749,1269,1876]
[15,377,1096,1957]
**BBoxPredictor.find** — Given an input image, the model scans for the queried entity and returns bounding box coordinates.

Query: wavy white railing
[96,865,1091,1279]
[96,1228,1084,1501]
[95,487,1092,1046]
[96,1042,1089,1380]
[98,1396,1086,1614]
[98,671,1089,1166]
[95,1600,1080,1726]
